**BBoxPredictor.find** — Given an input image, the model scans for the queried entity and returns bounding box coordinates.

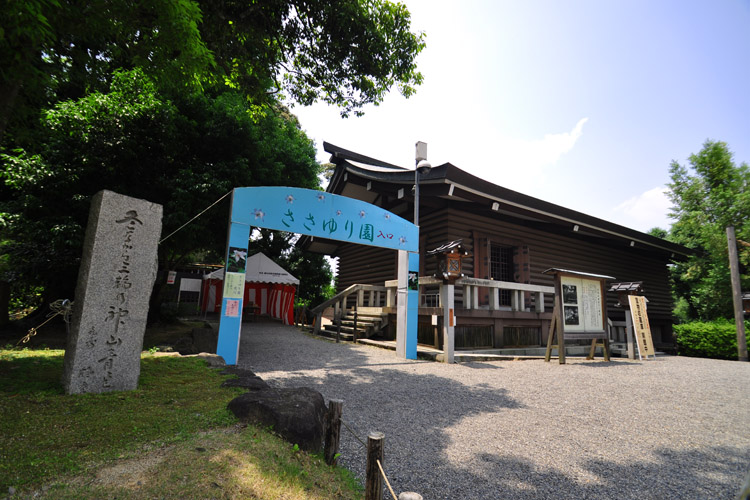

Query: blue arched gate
[217,187,420,365]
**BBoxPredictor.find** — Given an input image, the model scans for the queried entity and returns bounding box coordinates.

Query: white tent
[201,253,299,324]
[203,252,299,284]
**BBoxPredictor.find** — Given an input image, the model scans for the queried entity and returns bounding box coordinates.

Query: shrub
[674,318,749,360]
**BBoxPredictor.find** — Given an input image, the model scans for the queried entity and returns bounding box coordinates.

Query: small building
[304,143,690,350]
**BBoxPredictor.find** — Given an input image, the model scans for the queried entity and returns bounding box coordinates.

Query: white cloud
[613,187,672,232]
[457,117,589,192]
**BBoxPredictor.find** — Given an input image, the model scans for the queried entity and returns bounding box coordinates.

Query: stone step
[319,328,355,341]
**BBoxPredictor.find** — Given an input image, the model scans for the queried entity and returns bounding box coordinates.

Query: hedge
[674,318,749,360]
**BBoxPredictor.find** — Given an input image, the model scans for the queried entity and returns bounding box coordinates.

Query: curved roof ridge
[324,141,407,170]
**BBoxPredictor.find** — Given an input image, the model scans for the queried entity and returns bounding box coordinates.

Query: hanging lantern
[428,240,469,283]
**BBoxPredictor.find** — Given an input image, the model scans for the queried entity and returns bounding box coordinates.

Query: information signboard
[560,276,605,333]
[628,295,655,359]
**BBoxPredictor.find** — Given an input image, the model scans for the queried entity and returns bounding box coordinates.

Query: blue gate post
[406,252,419,359]
[216,220,250,365]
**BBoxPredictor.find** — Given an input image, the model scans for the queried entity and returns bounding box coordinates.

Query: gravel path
[237,321,750,499]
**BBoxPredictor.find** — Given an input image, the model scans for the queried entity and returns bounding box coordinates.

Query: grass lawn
[0,345,363,499]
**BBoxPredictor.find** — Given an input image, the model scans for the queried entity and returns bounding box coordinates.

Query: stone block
[62,190,162,394]
[192,327,217,354]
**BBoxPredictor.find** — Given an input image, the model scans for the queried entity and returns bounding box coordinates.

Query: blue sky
[292,0,750,233]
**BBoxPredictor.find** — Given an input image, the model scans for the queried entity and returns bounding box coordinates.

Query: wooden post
[441,283,455,363]
[353,302,359,343]
[324,399,343,465]
[545,311,557,362]
[625,309,635,360]
[314,313,322,334]
[366,431,385,500]
[553,280,566,364]
[727,226,749,361]
[535,291,545,313]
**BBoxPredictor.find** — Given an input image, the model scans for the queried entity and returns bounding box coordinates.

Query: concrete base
[356,339,623,363]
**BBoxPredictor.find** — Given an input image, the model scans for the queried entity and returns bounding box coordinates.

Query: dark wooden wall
[335,204,674,324]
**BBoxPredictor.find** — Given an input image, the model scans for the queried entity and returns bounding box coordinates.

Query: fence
[324,399,422,500]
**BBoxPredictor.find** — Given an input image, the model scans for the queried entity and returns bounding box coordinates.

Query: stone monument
[62,190,162,394]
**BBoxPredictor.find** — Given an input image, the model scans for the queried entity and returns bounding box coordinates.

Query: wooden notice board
[544,268,614,364]
[628,295,655,359]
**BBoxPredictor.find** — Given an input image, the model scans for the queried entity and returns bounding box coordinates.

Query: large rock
[221,367,269,391]
[228,387,327,452]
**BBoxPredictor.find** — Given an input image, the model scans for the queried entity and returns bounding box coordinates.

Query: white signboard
[560,276,604,333]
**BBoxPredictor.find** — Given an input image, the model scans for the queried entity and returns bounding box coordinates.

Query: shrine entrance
[216,187,420,365]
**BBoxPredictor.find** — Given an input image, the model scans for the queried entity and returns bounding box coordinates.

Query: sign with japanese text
[230,187,419,253]
[225,299,240,318]
[223,272,245,299]
[628,295,655,358]
[560,276,605,333]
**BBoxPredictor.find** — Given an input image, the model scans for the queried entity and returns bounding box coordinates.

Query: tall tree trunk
[0,280,10,327]
[0,80,22,144]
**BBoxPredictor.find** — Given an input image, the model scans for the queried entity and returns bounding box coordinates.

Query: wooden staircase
[320,307,388,341]
[310,284,389,342]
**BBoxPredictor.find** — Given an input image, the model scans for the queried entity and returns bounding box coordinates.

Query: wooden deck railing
[384,276,555,313]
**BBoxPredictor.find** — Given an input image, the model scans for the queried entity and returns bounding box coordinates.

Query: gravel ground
[237,321,750,500]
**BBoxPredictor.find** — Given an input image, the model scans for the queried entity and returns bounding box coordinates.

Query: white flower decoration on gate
[336,210,343,216]
[286,195,295,204]
[253,209,265,221]
[317,194,326,202]
[359,210,366,218]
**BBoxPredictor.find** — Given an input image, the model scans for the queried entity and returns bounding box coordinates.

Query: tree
[0,0,424,144]
[0,0,212,144]
[1,69,323,314]
[666,140,750,320]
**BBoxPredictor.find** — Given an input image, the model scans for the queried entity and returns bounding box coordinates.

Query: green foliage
[666,140,750,320]
[0,0,212,143]
[199,0,425,118]
[1,70,322,305]
[673,318,748,360]
[647,227,668,239]
[1,0,425,319]
[1,0,424,144]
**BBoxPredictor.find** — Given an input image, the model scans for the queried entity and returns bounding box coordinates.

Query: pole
[726,226,748,361]
[324,399,343,465]
[366,432,385,500]
[414,167,420,226]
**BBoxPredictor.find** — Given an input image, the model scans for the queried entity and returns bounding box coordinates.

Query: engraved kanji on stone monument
[62,190,162,394]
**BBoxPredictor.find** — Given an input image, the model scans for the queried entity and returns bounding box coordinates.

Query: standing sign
[544,268,614,364]
[217,187,420,365]
[560,276,605,333]
[628,295,655,359]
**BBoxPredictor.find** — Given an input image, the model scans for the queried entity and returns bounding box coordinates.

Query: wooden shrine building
[303,142,691,351]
